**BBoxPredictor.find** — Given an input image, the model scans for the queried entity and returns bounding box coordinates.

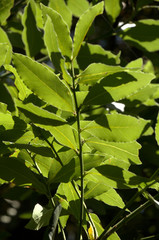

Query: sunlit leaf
[49,0,72,28]
[41,4,72,60]
[86,137,141,165]
[81,113,151,142]
[0,0,14,25]
[95,188,125,209]
[67,0,90,17]
[73,2,104,59]
[155,113,159,145]
[44,15,63,72]
[105,0,121,23]
[0,27,12,64]
[13,53,74,113]
[77,63,125,84]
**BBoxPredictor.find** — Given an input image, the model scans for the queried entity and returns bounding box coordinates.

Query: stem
[103,192,159,239]
[98,168,159,240]
[28,151,66,240]
[72,61,84,240]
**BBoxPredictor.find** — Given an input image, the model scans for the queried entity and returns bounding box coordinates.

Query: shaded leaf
[120,19,159,52]
[13,53,74,113]
[57,182,80,220]
[73,2,104,59]
[77,42,120,70]
[15,99,66,125]
[84,165,146,189]
[22,0,43,57]
[83,71,155,105]
[48,153,105,183]
[0,157,46,193]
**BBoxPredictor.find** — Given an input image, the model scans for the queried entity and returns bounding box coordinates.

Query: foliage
[0,0,159,239]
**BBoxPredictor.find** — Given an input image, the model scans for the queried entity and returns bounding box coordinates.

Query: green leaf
[0,43,10,66]
[67,0,90,17]
[155,113,159,145]
[0,111,14,131]
[22,0,44,57]
[107,232,121,240]
[105,0,121,23]
[77,63,125,84]
[77,42,120,70]
[41,4,73,60]
[57,182,80,220]
[86,137,141,165]
[13,53,74,113]
[84,181,110,199]
[84,165,146,189]
[4,65,31,101]
[26,203,53,230]
[35,123,77,150]
[0,27,12,64]
[95,188,125,209]
[49,0,72,29]
[83,71,155,105]
[127,84,159,106]
[120,19,159,52]
[48,153,105,183]
[81,113,151,142]
[0,157,46,193]
[15,99,66,125]
[44,15,63,72]
[89,213,104,237]
[126,58,143,70]
[0,0,14,25]
[73,2,104,59]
